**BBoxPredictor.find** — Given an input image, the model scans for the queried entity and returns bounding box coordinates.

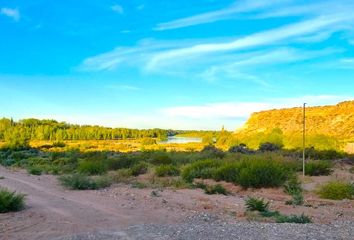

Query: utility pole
[302,103,306,177]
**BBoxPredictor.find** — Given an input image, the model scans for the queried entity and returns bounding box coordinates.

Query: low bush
[78,160,107,175]
[213,162,239,183]
[228,144,254,154]
[150,152,172,165]
[58,174,111,190]
[200,145,225,158]
[204,184,228,195]
[181,159,221,183]
[110,169,133,183]
[106,155,138,170]
[155,164,180,177]
[306,148,344,160]
[237,158,288,188]
[305,160,333,176]
[283,175,303,205]
[27,166,43,175]
[194,182,228,195]
[0,188,25,213]
[275,213,312,224]
[318,181,354,200]
[130,162,148,176]
[259,142,282,152]
[245,197,269,212]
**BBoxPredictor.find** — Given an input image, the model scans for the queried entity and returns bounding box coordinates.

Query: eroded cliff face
[235,101,354,150]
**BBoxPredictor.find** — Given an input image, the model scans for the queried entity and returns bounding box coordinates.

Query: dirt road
[0,166,185,240]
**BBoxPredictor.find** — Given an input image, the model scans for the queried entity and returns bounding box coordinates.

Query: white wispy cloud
[80,14,349,74]
[200,47,340,82]
[147,15,350,71]
[111,4,124,14]
[0,7,20,21]
[155,0,354,31]
[154,0,288,31]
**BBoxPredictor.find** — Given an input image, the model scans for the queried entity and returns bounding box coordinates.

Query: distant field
[29,139,206,152]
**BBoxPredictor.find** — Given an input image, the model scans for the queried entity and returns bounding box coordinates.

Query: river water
[159,136,202,144]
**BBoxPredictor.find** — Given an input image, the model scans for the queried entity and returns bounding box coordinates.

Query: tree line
[0,118,175,143]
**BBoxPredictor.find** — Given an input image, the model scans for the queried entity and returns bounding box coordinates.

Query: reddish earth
[0,166,353,240]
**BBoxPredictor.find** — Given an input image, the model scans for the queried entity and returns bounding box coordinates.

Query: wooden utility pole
[302,103,306,177]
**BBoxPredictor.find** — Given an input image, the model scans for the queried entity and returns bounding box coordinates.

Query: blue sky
[0,0,354,130]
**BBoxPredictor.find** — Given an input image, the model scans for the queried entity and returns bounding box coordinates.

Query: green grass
[0,188,25,213]
[318,181,354,200]
[58,174,112,190]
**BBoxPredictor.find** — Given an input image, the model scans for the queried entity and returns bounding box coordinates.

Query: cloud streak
[111,4,124,14]
[147,14,350,70]
[154,0,286,31]
[0,7,20,21]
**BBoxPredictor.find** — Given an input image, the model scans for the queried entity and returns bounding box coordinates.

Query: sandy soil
[0,166,353,240]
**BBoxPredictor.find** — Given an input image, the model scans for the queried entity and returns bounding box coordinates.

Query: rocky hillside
[235,100,354,150]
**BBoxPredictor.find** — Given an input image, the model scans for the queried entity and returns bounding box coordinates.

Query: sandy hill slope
[235,100,354,150]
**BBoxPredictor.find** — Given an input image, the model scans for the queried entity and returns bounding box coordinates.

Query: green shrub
[350,166,354,174]
[213,162,239,183]
[155,165,180,177]
[283,175,303,205]
[27,166,43,175]
[318,181,354,200]
[275,213,312,224]
[1,158,16,166]
[228,144,254,154]
[93,175,112,189]
[0,188,25,213]
[259,142,282,152]
[181,159,221,182]
[110,169,133,183]
[78,160,107,175]
[204,184,228,195]
[150,152,172,165]
[106,155,138,170]
[58,174,111,190]
[237,158,288,188]
[130,162,148,176]
[245,197,269,212]
[305,160,333,176]
[200,145,225,158]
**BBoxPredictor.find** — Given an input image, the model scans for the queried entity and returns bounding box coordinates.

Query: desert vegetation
[1,116,353,225]
[0,188,25,213]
